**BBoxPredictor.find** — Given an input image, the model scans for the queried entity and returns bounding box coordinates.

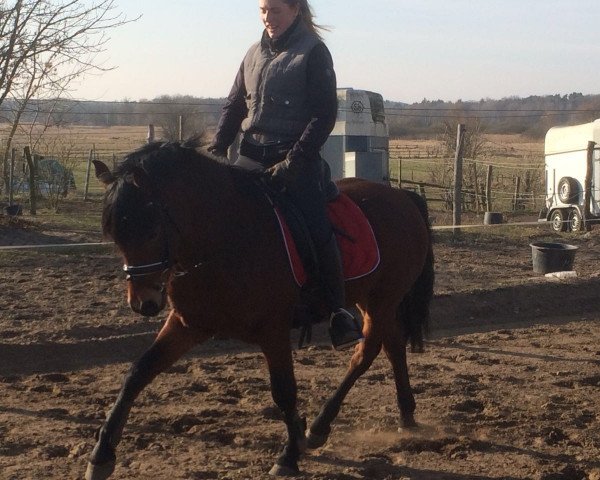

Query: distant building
[322,88,389,184]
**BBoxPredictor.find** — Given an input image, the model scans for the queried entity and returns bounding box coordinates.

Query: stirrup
[329,308,364,351]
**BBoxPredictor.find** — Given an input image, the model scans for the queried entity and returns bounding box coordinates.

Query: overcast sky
[71,0,600,104]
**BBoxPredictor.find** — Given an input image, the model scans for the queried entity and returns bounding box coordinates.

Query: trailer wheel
[569,209,583,232]
[557,177,579,203]
[550,209,568,232]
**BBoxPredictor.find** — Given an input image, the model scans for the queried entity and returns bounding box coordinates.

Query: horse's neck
[169,163,273,259]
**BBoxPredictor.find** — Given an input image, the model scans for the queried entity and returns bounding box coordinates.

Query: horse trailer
[540,119,600,232]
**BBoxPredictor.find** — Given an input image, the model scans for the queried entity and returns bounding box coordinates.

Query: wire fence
[389,143,546,214]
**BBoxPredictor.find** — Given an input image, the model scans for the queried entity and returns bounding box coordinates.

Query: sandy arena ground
[1,213,600,480]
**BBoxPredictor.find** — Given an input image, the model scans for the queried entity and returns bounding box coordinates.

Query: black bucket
[530,242,578,274]
[484,212,503,225]
[4,204,22,216]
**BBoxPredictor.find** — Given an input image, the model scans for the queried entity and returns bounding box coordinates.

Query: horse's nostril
[139,300,161,317]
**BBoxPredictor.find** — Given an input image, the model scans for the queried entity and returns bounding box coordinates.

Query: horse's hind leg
[261,339,306,477]
[382,325,417,428]
[306,312,383,449]
[86,312,208,480]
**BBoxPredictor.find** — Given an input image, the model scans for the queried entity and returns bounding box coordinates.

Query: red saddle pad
[274,193,380,287]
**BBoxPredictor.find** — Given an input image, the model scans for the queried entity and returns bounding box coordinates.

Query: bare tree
[150,95,208,142]
[0,0,134,195]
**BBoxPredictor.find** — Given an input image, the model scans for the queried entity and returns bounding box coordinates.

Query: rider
[208,0,363,350]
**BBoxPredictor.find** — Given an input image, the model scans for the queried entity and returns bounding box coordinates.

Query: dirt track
[1,217,600,479]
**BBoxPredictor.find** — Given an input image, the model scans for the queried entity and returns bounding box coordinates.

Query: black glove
[266,158,291,181]
[207,144,228,159]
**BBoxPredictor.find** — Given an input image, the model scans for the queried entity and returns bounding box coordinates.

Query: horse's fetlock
[90,440,116,466]
[276,446,300,471]
[309,416,331,437]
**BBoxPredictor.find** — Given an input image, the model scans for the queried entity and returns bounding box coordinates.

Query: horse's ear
[93,160,115,187]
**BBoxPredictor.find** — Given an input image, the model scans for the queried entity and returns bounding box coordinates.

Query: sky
[71,0,600,104]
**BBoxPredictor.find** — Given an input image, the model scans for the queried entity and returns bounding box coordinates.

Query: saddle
[270,188,379,347]
[232,169,380,347]
[273,192,380,288]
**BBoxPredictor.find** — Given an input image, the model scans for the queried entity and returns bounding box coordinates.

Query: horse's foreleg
[382,327,417,428]
[85,313,207,480]
[306,315,382,449]
[261,340,305,477]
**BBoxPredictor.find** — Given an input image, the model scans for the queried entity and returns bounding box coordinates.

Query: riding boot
[316,235,364,350]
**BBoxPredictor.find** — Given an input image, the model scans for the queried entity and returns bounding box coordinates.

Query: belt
[239,139,294,164]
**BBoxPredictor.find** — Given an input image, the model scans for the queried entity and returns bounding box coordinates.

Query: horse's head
[94,142,196,317]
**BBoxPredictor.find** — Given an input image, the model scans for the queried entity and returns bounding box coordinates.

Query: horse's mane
[114,138,215,182]
[102,139,216,243]
[102,139,263,243]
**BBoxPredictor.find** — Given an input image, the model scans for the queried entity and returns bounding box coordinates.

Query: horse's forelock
[101,174,157,246]
[101,140,211,243]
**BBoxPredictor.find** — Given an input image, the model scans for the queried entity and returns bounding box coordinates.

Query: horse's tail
[397,190,435,353]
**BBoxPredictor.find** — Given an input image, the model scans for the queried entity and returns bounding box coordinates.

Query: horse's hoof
[85,460,116,480]
[297,436,307,454]
[398,417,418,431]
[305,429,328,449]
[269,463,300,477]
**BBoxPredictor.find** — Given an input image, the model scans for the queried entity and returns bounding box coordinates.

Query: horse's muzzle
[138,300,162,317]
[128,283,167,317]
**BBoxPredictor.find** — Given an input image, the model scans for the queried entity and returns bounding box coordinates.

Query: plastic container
[4,204,22,216]
[530,242,578,274]
[484,212,503,225]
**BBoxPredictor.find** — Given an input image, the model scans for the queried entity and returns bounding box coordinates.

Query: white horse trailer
[541,119,600,232]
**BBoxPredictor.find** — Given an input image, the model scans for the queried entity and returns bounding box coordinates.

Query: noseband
[123,260,172,280]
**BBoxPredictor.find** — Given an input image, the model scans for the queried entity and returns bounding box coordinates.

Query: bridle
[122,201,191,283]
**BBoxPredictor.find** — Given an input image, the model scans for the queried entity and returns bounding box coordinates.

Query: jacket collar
[261,16,303,53]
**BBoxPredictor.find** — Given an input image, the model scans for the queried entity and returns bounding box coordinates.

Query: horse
[85,140,434,479]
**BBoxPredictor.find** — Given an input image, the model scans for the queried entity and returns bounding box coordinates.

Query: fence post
[583,141,595,230]
[24,146,36,215]
[472,163,481,214]
[147,124,155,143]
[513,176,521,211]
[178,115,183,142]
[453,124,466,235]
[84,146,94,201]
[8,148,15,206]
[398,158,402,188]
[485,164,493,212]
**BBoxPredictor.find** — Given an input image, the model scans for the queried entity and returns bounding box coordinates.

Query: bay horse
[85,140,434,479]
